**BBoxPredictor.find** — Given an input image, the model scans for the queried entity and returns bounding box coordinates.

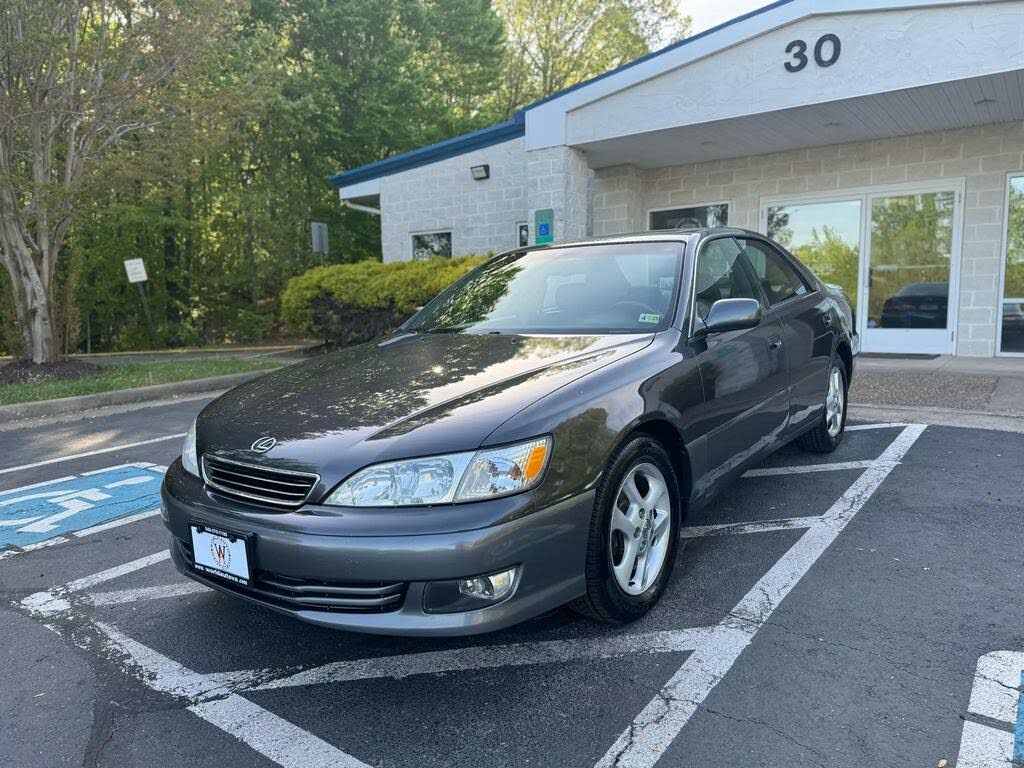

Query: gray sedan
[161,228,857,635]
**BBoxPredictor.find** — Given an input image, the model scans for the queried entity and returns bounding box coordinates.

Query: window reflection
[650,204,728,230]
[868,191,954,329]
[1001,177,1024,353]
[767,200,860,306]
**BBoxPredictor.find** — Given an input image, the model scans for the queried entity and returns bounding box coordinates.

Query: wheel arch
[835,339,853,386]
[622,418,693,514]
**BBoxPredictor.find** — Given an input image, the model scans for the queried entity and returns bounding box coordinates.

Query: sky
[682,0,768,34]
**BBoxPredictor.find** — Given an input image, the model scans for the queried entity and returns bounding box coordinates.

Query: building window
[650,203,729,231]
[1000,175,1024,354]
[412,231,452,260]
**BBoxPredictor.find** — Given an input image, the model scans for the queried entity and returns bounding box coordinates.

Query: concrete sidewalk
[849,354,1024,432]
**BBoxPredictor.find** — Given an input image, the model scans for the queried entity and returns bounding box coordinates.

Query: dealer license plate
[190,524,251,585]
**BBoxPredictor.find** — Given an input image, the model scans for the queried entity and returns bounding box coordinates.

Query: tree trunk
[29,284,58,363]
[0,236,60,364]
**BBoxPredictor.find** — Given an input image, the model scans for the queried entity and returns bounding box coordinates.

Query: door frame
[760,178,965,355]
[996,172,1024,357]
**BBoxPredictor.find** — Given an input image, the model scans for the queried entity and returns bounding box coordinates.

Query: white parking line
[956,650,1023,767]
[0,434,185,475]
[845,422,911,431]
[595,424,926,768]
[216,627,718,692]
[679,517,817,539]
[89,581,209,607]
[0,535,70,560]
[63,550,170,595]
[742,459,876,477]
[94,621,370,768]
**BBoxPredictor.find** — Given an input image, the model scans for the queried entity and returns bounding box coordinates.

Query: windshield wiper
[423,324,473,334]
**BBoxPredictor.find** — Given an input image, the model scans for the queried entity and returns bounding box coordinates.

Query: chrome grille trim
[202,454,319,508]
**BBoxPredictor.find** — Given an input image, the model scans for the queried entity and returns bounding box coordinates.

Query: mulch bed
[0,359,101,385]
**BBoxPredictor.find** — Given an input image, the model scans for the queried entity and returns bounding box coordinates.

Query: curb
[0,371,269,423]
[849,402,1024,434]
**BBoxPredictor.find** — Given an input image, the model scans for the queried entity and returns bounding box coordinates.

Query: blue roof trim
[331,0,798,189]
[523,0,797,111]
[331,112,525,189]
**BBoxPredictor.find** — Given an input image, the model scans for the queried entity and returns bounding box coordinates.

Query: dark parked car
[162,228,858,636]
[878,281,948,328]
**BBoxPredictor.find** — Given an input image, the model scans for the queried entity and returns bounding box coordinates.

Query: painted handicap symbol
[0,464,165,549]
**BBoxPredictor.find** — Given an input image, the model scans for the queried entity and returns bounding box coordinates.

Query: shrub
[281,255,488,346]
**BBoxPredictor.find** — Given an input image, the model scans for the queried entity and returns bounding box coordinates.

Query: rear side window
[693,238,762,321]
[740,238,809,305]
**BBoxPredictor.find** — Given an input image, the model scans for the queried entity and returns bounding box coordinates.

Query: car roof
[506,227,764,254]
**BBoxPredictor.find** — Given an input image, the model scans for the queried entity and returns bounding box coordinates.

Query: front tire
[573,436,681,624]
[797,356,848,453]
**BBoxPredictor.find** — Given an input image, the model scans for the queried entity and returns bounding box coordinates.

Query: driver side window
[693,238,761,321]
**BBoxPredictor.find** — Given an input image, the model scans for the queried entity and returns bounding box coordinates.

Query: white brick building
[333,0,1024,357]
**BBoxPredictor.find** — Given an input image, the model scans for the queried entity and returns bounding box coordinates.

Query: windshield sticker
[659,277,675,291]
[638,313,661,324]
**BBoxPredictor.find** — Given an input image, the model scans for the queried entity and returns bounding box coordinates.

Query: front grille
[202,454,318,508]
[176,539,406,613]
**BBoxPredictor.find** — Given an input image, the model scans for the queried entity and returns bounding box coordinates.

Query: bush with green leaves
[281,255,489,345]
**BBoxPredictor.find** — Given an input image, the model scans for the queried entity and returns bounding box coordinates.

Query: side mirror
[693,298,762,339]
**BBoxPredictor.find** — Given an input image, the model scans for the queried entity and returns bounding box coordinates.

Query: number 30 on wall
[784,34,841,72]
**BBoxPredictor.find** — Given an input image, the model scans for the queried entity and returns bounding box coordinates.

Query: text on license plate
[190,524,251,585]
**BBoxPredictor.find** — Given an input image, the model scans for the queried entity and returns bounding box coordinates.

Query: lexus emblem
[250,436,276,453]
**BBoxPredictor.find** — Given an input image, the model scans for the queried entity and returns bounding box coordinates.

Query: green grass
[0,358,282,406]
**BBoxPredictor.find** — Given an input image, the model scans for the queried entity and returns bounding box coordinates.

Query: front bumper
[161,461,593,636]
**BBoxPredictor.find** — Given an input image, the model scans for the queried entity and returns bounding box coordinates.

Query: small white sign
[123,258,148,284]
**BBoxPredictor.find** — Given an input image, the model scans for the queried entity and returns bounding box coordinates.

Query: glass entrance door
[862,189,959,354]
[998,175,1024,355]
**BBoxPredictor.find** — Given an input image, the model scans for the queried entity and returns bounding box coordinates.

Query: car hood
[197,332,652,486]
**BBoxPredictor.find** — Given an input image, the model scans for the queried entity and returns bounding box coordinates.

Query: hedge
[281,255,489,346]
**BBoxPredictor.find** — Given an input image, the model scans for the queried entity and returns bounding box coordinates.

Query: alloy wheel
[826,364,844,438]
[608,462,672,596]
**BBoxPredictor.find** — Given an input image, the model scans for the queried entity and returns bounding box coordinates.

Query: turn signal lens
[455,437,552,502]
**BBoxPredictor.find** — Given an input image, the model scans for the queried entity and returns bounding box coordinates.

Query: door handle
[768,336,783,350]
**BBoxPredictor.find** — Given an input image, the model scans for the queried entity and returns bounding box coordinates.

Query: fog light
[459,567,516,601]
[423,566,520,614]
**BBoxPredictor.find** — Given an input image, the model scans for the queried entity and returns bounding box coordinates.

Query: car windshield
[405,242,684,334]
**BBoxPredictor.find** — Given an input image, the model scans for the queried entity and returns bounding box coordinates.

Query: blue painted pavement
[0,464,164,548]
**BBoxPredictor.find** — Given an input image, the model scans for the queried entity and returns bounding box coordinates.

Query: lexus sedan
[161,228,858,636]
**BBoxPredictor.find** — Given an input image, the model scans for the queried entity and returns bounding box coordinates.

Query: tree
[491,0,690,116]
[0,0,237,363]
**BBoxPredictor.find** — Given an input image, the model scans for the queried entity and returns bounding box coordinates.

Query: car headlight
[324,437,551,507]
[181,418,200,477]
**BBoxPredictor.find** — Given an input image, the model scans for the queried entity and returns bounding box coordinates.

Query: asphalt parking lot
[1,397,1022,768]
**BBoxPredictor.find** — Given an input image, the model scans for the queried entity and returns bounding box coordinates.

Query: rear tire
[797,356,848,454]
[572,436,681,624]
